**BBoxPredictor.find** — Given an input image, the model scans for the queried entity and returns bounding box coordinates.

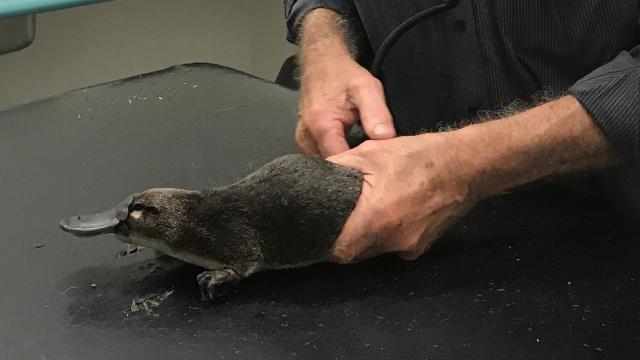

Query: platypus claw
[197,269,241,301]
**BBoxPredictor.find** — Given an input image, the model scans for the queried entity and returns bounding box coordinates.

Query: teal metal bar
[0,0,111,19]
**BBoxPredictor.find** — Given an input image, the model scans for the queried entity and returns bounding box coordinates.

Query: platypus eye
[130,203,160,215]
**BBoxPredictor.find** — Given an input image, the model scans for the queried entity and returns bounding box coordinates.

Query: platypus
[60,155,362,300]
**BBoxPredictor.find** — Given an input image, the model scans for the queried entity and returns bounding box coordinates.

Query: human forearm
[326,96,621,262]
[452,96,621,199]
[299,9,352,69]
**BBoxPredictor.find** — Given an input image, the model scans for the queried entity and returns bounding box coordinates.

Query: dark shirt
[283,0,640,162]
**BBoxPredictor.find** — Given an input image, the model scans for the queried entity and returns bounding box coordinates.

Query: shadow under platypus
[60,155,362,300]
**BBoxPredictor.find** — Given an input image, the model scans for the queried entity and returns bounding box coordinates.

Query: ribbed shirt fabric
[284,0,640,162]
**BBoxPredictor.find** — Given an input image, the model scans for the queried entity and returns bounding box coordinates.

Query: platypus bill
[60,155,362,300]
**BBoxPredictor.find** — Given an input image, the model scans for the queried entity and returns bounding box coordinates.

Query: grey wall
[0,0,295,111]
[249,1,297,81]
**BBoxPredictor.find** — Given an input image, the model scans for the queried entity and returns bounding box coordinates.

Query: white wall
[249,1,297,81]
[0,0,295,111]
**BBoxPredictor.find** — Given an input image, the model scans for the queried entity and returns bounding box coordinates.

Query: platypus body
[60,155,362,300]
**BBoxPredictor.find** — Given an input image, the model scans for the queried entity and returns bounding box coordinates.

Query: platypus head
[116,188,203,248]
[60,189,222,268]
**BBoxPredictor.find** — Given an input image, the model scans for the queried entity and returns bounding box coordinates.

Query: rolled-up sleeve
[284,0,355,43]
[569,44,640,162]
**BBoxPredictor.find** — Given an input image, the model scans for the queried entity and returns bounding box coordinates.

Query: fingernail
[373,124,393,137]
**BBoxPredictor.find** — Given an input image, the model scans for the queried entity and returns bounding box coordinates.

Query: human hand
[325,96,621,263]
[296,10,396,157]
[326,134,479,263]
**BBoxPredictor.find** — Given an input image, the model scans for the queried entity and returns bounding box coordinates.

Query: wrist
[411,132,483,202]
[447,124,519,200]
[300,9,352,67]
[301,46,354,76]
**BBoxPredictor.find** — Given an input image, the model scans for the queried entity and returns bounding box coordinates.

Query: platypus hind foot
[197,269,241,301]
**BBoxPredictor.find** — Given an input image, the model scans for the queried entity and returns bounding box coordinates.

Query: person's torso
[353,0,639,134]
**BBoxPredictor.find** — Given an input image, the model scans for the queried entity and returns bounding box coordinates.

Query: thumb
[349,78,396,140]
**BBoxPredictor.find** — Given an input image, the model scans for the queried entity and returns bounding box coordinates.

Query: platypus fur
[60,155,362,300]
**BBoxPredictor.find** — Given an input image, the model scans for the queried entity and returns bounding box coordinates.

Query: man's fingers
[330,204,372,264]
[318,130,350,157]
[311,119,350,157]
[349,78,396,140]
[295,122,321,156]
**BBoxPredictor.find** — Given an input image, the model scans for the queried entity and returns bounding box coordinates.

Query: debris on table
[33,244,45,249]
[61,286,78,295]
[128,290,174,315]
[114,245,143,258]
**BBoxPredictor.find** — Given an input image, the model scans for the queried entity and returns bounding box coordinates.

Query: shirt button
[454,19,467,32]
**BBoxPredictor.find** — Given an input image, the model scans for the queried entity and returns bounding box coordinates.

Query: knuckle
[313,119,335,132]
[350,75,379,91]
[357,139,376,153]
[301,105,326,124]
[301,108,336,133]
[305,123,326,139]
[369,77,384,91]
[321,125,344,140]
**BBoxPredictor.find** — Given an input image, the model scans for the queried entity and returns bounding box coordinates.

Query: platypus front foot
[197,269,241,301]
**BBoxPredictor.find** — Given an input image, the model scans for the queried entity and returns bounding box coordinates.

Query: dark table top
[0,63,638,360]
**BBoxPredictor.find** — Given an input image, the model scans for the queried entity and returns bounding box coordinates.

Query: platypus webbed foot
[197,269,241,301]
